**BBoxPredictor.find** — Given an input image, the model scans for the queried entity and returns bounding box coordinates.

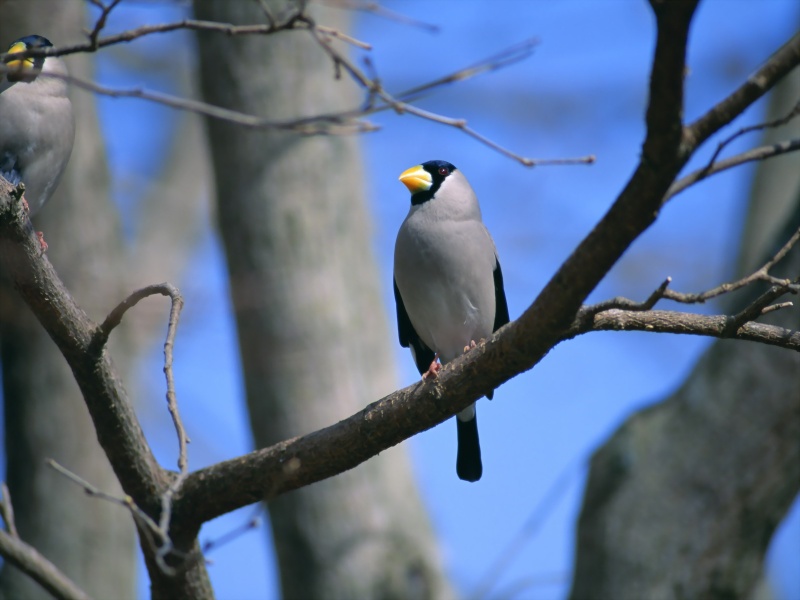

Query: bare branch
[0,482,18,538]
[666,138,800,201]
[684,31,800,151]
[315,24,371,49]
[0,13,306,62]
[570,307,800,351]
[323,0,440,32]
[201,508,263,555]
[394,37,540,104]
[701,99,800,169]
[94,283,191,472]
[582,277,673,318]
[89,282,191,572]
[0,178,210,595]
[86,0,123,49]
[761,301,794,315]
[46,459,160,534]
[0,20,590,166]
[46,459,185,576]
[0,527,91,600]
[727,286,796,333]
[94,283,182,347]
[660,226,800,303]
[304,21,592,166]
[157,286,190,571]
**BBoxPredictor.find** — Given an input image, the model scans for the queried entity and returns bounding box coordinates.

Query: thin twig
[701,99,800,172]
[393,37,540,104]
[761,301,794,315]
[324,0,440,32]
[0,482,18,538]
[104,285,193,474]
[201,507,263,555]
[0,14,306,61]
[91,283,191,572]
[727,285,795,333]
[666,138,800,201]
[316,25,371,49]
[86,0,124,49]
[0,527,91,600]
[46,458,185,575]
[47,459,162,537]
[581,277,673,321]
[156,285,191,568]
[305,21,593,166]
[581,224,799,340]
[661,226,800,303]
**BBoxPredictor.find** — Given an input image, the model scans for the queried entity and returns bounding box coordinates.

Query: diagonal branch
[0,482,91,600]
[699,99,800,170]
[0,179,210,597]
[684,31,800,151]
[666,138,800,201]
[0,180,162,505]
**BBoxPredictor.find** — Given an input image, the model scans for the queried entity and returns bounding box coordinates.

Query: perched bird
[0,35,74,217]
[394,160,509,482]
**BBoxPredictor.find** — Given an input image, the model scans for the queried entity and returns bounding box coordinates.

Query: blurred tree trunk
[0,1,136,598]
[194,1,453,598]
[569,68,800,600]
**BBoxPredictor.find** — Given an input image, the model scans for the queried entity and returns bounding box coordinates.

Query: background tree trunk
[193,1,453,598]
[0,1,136,598]
[569,68,800,600]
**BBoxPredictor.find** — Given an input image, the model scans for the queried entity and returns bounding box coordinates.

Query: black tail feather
[456,415,483,482]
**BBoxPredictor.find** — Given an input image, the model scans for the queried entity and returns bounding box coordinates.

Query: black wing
[393,278,436,375]
[492,257,510,332]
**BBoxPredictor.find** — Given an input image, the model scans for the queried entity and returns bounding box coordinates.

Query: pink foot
[36,231,48,254]
[422,354,441,380]
[463,340,477,353]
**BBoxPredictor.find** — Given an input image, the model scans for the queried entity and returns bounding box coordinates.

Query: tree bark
[193,1,453,598]
[570,68,800,600]
[0,1,136,599]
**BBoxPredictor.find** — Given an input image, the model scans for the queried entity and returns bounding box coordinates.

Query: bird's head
[399,160,460,206]
[4,35,53,84]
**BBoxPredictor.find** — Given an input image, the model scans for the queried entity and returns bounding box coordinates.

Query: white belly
[395,216,497,363]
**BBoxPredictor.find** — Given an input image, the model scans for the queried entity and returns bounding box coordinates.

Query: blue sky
[12,1,800,599]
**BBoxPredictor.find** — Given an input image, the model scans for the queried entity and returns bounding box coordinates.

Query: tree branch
[666,138,800,201]
[0,483,91,600]
[0,180,162,505]
[684,31,800,151]
[0,179,211,598]
[0,17,591,165]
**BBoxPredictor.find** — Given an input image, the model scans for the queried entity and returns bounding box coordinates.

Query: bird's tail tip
[456,415,483,482]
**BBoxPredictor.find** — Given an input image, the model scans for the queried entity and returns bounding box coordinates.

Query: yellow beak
[398,165,432,194]
[5,41,33,73]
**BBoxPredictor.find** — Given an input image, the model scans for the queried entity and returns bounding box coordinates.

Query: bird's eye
[438,166,449,176]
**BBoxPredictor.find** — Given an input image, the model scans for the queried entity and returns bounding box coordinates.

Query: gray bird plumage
[394,160,509,482]
[0,35,74,215]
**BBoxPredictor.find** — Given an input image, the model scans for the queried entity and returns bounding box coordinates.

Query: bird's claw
[463,340,478,353]
[36,231,48,254]
[422,354,441,380]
